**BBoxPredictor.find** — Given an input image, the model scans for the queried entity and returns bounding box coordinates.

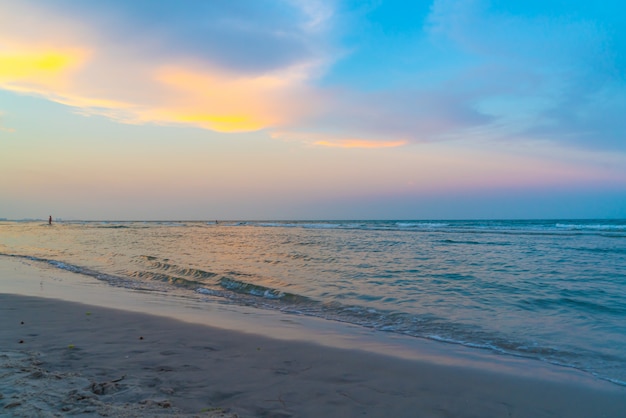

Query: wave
[216,277,311,302]
[226,220,626,236]
[94,225,131,229]
[132,255,220,280]
[3,251,625,387]
[438,238,509,246]
[556,223,626,231]
[126,270,205,289]
[395,222,449,228]
[3,254,165,291]
[10,218,625,236]
[129,256,309,303]
[520,296,626,316]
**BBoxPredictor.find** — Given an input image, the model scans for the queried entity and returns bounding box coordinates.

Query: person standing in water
[48,216,52,225]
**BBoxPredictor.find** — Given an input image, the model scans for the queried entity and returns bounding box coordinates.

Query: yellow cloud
[175,113,262,132]
[1,52,68,74]
[0,44,135,117]
[0,45,88,91]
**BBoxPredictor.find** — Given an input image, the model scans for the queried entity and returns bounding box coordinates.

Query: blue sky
[1,0,625,220]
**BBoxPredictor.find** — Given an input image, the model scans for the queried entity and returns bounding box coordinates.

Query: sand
[1,258,626,417]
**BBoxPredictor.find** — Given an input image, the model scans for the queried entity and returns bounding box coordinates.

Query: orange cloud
[271,131,407,148]
[314,139,407,148]
[141,67,307,132]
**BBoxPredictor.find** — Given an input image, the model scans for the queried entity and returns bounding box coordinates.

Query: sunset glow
[1,1,624,220]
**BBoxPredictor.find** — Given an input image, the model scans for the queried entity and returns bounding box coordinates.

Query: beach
[1,256,625,417]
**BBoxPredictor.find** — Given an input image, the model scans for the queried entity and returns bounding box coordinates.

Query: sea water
[1,219,625,385]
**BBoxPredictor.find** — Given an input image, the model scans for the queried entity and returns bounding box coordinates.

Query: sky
[1,0,625,220]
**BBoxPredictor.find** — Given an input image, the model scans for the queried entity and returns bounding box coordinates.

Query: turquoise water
[1,219,625,385]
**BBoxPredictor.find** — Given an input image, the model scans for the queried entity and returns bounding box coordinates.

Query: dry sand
[1,258,626,417]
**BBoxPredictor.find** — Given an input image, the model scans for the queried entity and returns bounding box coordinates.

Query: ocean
[1,219,625,386]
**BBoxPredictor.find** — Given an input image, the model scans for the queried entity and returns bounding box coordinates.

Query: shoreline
[1,257,626,416]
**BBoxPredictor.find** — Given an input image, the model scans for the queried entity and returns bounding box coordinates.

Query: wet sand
[1,258,625,417]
